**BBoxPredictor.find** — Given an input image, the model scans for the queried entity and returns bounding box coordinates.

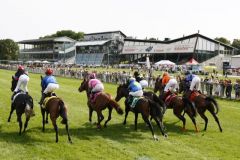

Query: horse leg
[134,112,138,131]
[208,107,223,132]
[46,112,49,124]
[65,121,72,143]
[41,108,45,132]
[123,106,130,125]
[23,116,30,132]
[88,105,94,123]
[199,112,208,131]
[153,116,168,138]
[7,104,14,122]
[104,107,112,127]
[51,119,59,143]
[96,110,104,129]
[17,115,23,135]
[142,114,158,141]
[185,111,199,132]
[174,110,186,131]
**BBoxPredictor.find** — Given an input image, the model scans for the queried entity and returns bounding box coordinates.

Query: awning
[185,58,199,65]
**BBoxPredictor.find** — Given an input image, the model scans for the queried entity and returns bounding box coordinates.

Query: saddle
[42,96,57,109]
[12,90,25,102]
[90,92,102,104]
[165,93,177,106]
[189,91,200,102]
[128,96,144,108]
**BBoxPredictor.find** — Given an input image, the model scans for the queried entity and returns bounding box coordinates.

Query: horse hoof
[164,134,168,138]
[153,135,159,141]
[7,120,10,122]
[123,122,126,125]
[104,124,107,128]
[45,121,48,124]
[181,127,187,132]
[97,124,102,129]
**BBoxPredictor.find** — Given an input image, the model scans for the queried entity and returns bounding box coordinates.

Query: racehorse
[40,76,72,143]
[178,77,223,132]
[154,77,199,132]
[115,84,167,140]
[78,78,124,129]
[8,76,34,135]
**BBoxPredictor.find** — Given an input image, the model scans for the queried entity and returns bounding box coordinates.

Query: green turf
[0,69,240,160]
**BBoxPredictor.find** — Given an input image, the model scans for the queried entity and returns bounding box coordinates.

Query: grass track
[0,69,240,160]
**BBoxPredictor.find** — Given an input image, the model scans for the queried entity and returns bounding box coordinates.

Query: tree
[215,37,231,45]
[0,39,19,60]
[41,30,84,40]
[232,39,240,49]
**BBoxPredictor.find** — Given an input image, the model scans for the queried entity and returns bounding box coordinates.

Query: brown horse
[115,84,167,140]
[40,76,72,143]
[78,78,123,128]
[178,78,223,132]
[154,77,199,132]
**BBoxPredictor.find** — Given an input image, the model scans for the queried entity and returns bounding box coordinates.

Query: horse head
[78,78,89,92]
[154,77,163,93]
[115,84,129,102]
[11,76,17,92]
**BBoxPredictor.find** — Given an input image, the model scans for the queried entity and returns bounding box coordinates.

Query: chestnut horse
[178,78,223,132]
[40,76,72,143]
[154,77,198,132]
[115,84,167,140]
[8,76,35,135]
[78,78,123,128]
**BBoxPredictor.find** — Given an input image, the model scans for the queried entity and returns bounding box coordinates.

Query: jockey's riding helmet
[18,65,24,70]
[89,73,96,79]
[45,68,53,75]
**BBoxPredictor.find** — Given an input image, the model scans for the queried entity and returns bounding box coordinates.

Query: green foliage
[0,39,19,60]
[232,39,240,48]
[41,30,84,41]
[214,37,231,45]
[0,69,240,160]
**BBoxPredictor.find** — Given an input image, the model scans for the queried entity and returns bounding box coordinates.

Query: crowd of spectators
[1,64,239,100]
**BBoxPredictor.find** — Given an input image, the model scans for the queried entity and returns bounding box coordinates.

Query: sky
[0,0,239,42]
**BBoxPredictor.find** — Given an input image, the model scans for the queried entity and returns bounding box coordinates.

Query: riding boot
[11,92,17,101]
[39,93,46,105]
[128,95,133,105]
[26,92,28,95]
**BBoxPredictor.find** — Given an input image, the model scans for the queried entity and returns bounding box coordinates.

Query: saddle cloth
[190,91,200,102]
[165,94,177,106]
[130,97,144,108]
[42,96,57,109]
[90,92,102,103]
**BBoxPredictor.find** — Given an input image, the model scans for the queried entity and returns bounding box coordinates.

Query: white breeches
[43,83,59,94]
[92,83,104,92]
[164,79,178,92]
[190,76,201,91]
[14,74,29,92]
[129,90,143,97]
[140,80,148,89]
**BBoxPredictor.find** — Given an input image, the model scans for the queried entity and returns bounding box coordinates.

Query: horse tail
[148,99,164,120]
[108,100,124,115]
[205,96,219,114]
[59,99,68,124]
[182,97,197,117]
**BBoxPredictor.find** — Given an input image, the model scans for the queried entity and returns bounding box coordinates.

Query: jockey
[134,71,148,89]
[162,72,170,88]
[39,68,59,105]
[88,73,104,101]
[185,72,201,93]
[164,76,178,95]
[128,77,143,105]
[12,68,30,100]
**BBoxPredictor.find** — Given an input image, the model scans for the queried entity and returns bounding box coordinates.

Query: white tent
[154,60,175,66]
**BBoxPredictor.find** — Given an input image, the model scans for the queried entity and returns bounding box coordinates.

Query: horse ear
[12,76,14,80]
[40,75,43,80]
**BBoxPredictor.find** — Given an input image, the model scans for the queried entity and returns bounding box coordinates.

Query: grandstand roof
[125,33,236,49]
[18,36,76,44]
[84,31,127,38]
[75,40,110,46]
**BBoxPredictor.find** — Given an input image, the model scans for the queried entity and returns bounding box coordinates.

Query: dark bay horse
[115,84,167,140]
[40,76,72,143]
[154,77,199,132]
[78,78,124,128]
[8,76,34,135]
[178,78,223,132]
